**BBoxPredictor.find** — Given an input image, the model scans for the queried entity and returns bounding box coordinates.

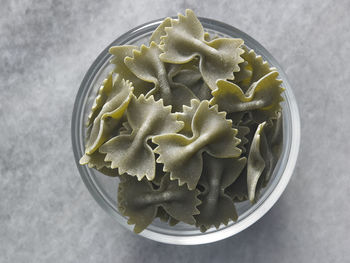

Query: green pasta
[118,174,200,233]
[80,9,284,233]
[153,100,241,190]
[124,42,196,112]
[195,154,246,232]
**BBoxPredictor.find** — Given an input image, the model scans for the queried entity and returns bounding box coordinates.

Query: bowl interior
[71,17,300,245]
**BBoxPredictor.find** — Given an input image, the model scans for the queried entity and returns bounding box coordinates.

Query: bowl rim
[71,16,301,245]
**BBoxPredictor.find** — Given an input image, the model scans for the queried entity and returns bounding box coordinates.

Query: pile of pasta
[80,9,284,233]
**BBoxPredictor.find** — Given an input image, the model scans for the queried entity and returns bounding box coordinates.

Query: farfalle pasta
[247,122,267,202]
[84,73,134,155]
[153,100,241,190]
[263,112,283,184]
[196,155,246,232]
[159,10,244,91]
[80,9,284,233]
[124,42,196,111]
[118,174,200,233]
[99,94,183,181]
[210,71,284,123]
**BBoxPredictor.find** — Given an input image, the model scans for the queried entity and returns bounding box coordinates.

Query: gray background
[1,0,349,262]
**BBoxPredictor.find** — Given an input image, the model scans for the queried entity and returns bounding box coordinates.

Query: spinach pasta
[80,9,284,233]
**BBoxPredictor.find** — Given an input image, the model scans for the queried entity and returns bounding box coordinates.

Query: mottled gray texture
[0,0,349,262]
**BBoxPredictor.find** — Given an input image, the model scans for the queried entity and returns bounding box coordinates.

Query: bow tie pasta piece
[124,42,197,112]
[117,176,156,233]
[153,100,242,190]
[86,73,113,127]
[109,45,153,97]
[261,112,283,185]
[195,155,246,232]
[85,74,134,155]
[159,174,201,224]
[210,71,284,123]
[99,95,184,181]
[118,174,200,233]
[247,122,267,202]
[159,9,244,90]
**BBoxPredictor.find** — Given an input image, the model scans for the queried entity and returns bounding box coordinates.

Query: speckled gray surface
[1,0,350,262]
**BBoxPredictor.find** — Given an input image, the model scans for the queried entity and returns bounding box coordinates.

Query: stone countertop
[1,0,349,262]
